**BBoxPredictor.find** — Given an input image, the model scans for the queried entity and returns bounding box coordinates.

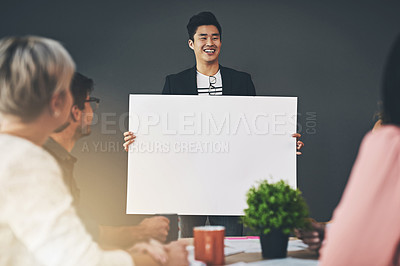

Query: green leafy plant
[242,180,310,235]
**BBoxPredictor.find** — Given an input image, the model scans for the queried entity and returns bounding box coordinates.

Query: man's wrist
[131,224,152,242]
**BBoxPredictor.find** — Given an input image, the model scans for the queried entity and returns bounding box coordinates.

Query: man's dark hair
[71,72,94,110]
[382,34,400,126]
[187,11,222,41]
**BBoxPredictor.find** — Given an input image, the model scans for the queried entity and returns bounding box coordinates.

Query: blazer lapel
[220,65,232,95]
[188,66,198,95]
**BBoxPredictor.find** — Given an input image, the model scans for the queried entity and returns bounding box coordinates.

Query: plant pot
[260,229,289,259]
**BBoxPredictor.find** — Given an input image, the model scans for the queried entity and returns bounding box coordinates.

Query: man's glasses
[84,97,100,111]
[209,76,221,95]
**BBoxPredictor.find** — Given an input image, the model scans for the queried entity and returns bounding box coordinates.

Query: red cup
[194,226,225,265]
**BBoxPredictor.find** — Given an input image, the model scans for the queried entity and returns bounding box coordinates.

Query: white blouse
[0,134,133,266]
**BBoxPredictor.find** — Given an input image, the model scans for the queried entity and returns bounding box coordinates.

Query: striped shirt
[196,70,222,96]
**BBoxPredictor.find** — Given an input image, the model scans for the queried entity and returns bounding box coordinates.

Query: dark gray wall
[2,0,399,224]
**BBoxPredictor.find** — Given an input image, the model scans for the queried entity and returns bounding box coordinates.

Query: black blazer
[162,65,256,96]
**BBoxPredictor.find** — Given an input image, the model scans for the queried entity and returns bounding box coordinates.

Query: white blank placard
[127,95,297,215]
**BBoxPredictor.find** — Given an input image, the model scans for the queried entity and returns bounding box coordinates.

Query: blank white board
[127,95,297,215]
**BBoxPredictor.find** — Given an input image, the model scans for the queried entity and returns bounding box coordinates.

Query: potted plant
[242,180,310,259]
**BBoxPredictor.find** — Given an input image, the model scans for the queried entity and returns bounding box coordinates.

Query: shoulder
[352,125,400,179]
[0,134,61,182]
[361,125,400,149]
[0,134,56,163]
[220,66,252,79]
[165,67,194,80]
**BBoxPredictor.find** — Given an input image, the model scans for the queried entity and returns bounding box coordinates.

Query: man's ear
[188,39,194,50]
[70,105,82,122]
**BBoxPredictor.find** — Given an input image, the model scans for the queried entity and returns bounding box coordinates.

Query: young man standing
[163,12,255,238]
[124,11,303,238]
[128,12,256,238]
[162,11,256,97]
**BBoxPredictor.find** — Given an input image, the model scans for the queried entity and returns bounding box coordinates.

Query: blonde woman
[0,36,187,266]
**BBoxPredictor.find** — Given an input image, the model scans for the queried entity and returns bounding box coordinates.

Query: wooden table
[185,237,319,265]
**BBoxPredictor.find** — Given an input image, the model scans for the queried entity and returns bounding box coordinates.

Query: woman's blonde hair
[0,36,75,122]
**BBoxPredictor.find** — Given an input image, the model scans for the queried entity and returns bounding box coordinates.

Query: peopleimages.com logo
[80,111,317,154]
[87,111,317,136]
[129,111,298,136]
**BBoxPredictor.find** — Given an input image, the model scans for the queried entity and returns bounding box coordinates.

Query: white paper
[246,258,318,266]
[224,238,309,254]
[225,246,246,256]
[287,239,309,252]
[127,95,297,215]
[225,238,261,253]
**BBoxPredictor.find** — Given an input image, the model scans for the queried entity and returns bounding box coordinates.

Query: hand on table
[294,219,326,252]
[164,240,189,266]
[292,133,304,155]
[123,131,136,151]
[129,239,189,266]
[129,239,168,264]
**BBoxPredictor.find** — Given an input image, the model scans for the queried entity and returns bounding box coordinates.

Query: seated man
[44,72,171,249]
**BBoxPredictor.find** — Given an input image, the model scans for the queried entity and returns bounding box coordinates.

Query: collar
[43,137,77,163]
[196,69,221,78]
[192,65,231,95]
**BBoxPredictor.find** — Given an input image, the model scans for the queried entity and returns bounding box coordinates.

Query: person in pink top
[319,35,400,265]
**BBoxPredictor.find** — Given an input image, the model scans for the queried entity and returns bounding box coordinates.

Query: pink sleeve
[319,126,400,266]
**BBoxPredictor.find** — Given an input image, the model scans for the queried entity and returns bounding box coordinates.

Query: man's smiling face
[189,25,221,65]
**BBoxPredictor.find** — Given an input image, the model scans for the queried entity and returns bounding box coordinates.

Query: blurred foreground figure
[319,34,400,266]
[44,72,171,248]
[0,36,188,266]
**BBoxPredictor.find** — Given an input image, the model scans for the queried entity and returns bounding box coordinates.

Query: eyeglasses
[84,97,100,111]
[209,75,221,96]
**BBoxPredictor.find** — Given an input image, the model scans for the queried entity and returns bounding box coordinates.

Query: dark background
[1,0,399,224]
